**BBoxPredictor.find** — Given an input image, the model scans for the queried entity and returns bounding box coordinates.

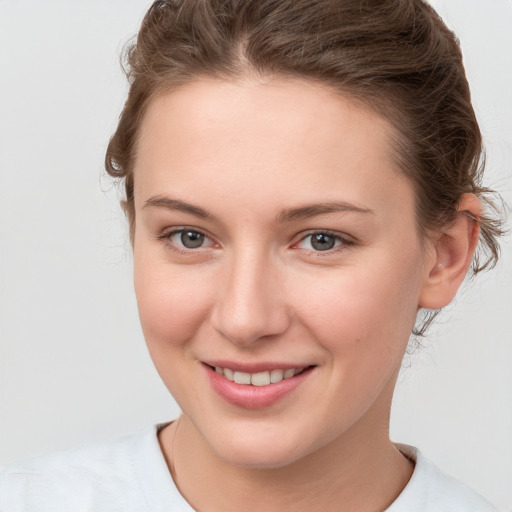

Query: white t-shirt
[0,423,499,512]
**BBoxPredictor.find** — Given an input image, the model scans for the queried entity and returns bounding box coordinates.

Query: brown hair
[105,0,504,335]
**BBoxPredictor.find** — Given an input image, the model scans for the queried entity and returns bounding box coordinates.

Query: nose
[210,250,290,347]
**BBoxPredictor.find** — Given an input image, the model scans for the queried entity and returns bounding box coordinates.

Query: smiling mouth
[205,364,315,386]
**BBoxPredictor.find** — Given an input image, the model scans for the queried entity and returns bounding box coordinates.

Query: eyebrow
[143,196,214,219]
[143,196,374,222]
[275,202,375,223]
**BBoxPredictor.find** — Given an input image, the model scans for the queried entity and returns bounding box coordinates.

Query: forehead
[134,77,413,222]
[136,77,395,165]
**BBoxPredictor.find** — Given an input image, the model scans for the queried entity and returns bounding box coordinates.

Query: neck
[159,398,413,512]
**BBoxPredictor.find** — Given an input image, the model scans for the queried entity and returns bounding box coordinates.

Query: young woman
[0,0,505,510]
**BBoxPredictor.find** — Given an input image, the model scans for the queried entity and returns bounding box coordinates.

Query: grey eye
[175,230,205,249]
[297,232,343,252]
[310,233,336,251]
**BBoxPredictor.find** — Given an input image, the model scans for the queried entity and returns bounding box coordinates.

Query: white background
[0,0,511,509]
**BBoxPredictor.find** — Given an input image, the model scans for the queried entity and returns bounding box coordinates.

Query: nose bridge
[212,242,288,346]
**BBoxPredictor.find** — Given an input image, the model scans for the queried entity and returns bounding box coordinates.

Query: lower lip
[204,365,314,410]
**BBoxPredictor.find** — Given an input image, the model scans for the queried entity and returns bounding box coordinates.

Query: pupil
[181,231,204,248]
[311,233,335,251]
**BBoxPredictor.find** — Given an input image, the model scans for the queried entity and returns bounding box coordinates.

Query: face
[133,77,433,468]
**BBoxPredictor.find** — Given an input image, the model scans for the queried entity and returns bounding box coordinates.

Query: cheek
[291,253,423,357]
[133,254,213,349]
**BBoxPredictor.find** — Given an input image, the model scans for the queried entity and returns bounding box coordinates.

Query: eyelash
[157,228,354,256]
[294,230,354,256]
[157,227,215,255]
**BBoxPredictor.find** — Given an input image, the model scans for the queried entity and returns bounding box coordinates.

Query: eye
[296,231,348,252]
[158,227,214,252]
[172,229,206,249]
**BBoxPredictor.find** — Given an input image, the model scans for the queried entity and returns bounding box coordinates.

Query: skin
[132,76,480,511]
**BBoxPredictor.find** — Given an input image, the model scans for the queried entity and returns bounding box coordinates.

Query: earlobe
[120,199,129,215]
[120,200,136,247]
[419,194,481,309]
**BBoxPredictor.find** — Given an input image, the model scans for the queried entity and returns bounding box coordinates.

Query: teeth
[270,369,283,383]
[233,371,251,385]
[214,366,306,386]
[251,371,270,386]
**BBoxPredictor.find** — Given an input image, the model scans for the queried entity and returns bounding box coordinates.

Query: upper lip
[202,360,315,373]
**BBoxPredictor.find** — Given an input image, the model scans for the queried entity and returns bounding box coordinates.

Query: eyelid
[157,226,218,252]
[293,229,355,253]
[157,226,354,256]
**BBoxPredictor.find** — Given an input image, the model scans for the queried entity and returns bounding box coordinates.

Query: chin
[218,444,302,470]
[205,425,317,470]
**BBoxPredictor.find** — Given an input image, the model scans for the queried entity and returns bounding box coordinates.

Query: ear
[120,199,129,216]
[419,194,481,309]
[120,200,135,247]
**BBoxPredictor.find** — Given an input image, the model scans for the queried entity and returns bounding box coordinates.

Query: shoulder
[0,427,147,512]
[0,422,192,512]
[388,444,500,512]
